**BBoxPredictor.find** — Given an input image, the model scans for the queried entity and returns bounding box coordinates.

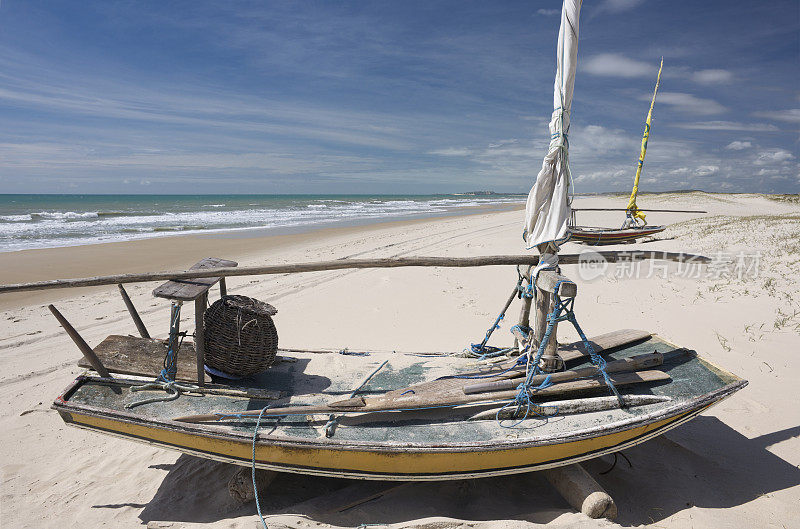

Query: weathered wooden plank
[486,329,654,383]
[0,252,711,294]
[77,335,209,382]
[462,352,664,394]
[536,270,578,298]
[559,328,652,362]
[173,369,671,422]
[153,257,238,301]
[468,394,672,421]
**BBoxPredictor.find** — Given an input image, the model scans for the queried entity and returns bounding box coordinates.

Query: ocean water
[0,194,524,252]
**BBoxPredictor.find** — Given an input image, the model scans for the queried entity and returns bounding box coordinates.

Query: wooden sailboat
[0,0,744,514]
[50,324,744,480]
[569,59,671,244]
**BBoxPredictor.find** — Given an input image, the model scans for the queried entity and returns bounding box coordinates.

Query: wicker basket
[203,295,278,377]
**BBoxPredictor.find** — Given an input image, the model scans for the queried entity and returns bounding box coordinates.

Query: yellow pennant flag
[626,57,663,224]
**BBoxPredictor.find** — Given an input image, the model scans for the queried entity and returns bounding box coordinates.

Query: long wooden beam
[0,251,710,294]
[572,208,707,213]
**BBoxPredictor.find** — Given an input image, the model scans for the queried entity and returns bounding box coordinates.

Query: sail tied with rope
[523,0,581,272]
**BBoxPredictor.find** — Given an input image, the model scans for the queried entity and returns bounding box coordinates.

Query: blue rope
[510,324,531,337]
[252,406,270,529]
[497,376,557,428]
[468,274,532,358]
[468,313,506,357]
[159,303,183,382]
[498,278,620,427]
[520,282,535,299]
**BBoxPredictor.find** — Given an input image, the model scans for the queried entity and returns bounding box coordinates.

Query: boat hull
[570,225,666,244]
[53,334,746,481]
[55,382,742,480]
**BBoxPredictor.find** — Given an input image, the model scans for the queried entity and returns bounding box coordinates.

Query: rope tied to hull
[127,301,199,409]
[252,406,271,529]
[466,272,532,359]
[125,379,200,409]
[497,276,621,427]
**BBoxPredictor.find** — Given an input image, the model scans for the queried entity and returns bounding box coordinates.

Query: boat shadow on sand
[131,416,800,527]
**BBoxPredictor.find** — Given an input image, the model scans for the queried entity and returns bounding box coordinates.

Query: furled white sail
[523,0,582,266]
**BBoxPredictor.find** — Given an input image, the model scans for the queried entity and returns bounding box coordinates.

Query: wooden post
[515,265,533,351]
[533,283,551,350]
[535,270,576,371]
[530,242,577,372]
[117,284,151,339]
[194,292,207,386]
[219,277,227,298]
[48,304,112,379]
[544,463,617,520]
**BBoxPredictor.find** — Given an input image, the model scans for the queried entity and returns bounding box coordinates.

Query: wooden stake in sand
[48,304,112,379]
[117,284,150,339]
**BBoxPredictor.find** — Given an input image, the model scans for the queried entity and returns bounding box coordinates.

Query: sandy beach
[1,191,799,528]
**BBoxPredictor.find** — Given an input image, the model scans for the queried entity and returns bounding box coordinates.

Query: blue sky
[0,0,797,194]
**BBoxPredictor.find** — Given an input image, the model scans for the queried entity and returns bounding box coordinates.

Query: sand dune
[1,192,798,528]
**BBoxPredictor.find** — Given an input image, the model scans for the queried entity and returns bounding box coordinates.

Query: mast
[518,0,582,364]
[625,57,664,225]
[522,0,581,261]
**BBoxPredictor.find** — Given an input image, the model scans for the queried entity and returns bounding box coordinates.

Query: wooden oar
[462,352,663,395]
[468,394,672,421]
[480,329,652,382]
[172,369,670,423]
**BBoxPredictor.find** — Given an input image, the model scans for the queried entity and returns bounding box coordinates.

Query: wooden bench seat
[153,257,237,301]
[78,335,210,382]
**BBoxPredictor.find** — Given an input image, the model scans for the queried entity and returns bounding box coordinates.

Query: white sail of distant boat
[523,0,581,269]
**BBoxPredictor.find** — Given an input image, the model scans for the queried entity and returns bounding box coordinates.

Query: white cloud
[672,121,778,132]
[573,168,628,183]
[571,125,639,154]
[536,9,560,16]
[752,109,800,123]
[725,141,752,151]
[597,0,646,13]
[754,149,795,165]
[583,54,657,78]
[695,165,719,176]
[488,139,519,148]
[651,92,726,115]
[428,147,472,157]
[692,69,734,85]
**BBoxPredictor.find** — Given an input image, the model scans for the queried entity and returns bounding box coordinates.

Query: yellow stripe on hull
[64,406,707,479]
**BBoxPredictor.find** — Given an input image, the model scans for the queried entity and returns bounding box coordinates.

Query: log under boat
[52,330,745,480]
